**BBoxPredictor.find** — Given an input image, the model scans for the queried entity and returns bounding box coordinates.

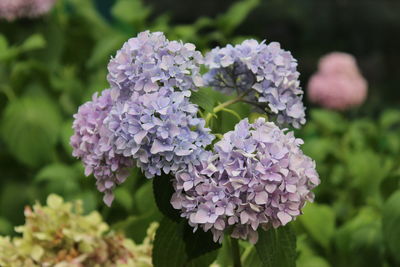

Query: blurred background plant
[0,0,399,266]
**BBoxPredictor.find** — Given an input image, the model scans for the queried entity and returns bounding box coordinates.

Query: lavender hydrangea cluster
[103,31,214,179]
[102,88,214,178]
[107,31,204,101]
[204,40,306,128]
[70,89,134,206]
[71,31,213,205]
[171,118,319,243]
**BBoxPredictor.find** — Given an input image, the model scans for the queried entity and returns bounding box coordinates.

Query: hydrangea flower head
[0,0,56,21]
[204,40,306,128]
[72,31,213,206]
[308,52,368,110]
[172,118,319,243]
[70,89,133,206]
[103,88,214,179]
[107,31,204,101]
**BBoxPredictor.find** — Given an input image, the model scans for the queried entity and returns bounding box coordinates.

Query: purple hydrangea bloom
[71,31,213,206]
[70,89,134,206]
[171,118,319,244]
[204,40,306,128]
[107,31,204,101]
[102,87,214,178]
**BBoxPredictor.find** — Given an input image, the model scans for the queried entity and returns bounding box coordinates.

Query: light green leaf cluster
[0,195,157,267]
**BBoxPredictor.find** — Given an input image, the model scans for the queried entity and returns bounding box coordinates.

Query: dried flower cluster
[0,195,157,267]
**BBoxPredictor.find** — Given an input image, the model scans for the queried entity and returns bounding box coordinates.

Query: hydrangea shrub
[71,30,320,266]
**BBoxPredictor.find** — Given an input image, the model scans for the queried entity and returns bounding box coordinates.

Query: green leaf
[302,138,334,162]
[50,66,83,95]
[35,163,79,183]
[299,203,335,249]
[20,34,46,52]
[76,191,98,213]
[310,109,346,133]
[9,61,41,86]
[221,107,242,122]
[0,217,12,235]
[242,246,263,267]
[1,96,62,167]
[0,35,10,60]
[112,0,151,26]
[335,207,383,267]
[380,109,400,129]
[0,182,32,224]
[186,250,219,267]
[134,181,157,214]
[217,101,250,133]
[113,211,161,243]
[345,150,388,200]
[329,165,345,186]
[190,87,216,113]
[215,236,234,267]
[255,226,296,267]
[0,34,45,61]
[35,163,81,196]
[152,217,220,267]
[380,132,400,154]
[68,0,112,40]
[182,222,221,260]
[217,0,260,34]
[153,174,181,222]
[342,120,377,151]
[87,34,126,69]
[297,235,330,267]
[382,190,400,264]
[61,120,73,155]
[36,20,65,67]
[380,169,400,200]
[0,35,8,53]
[298,255,330,267]
[115,187,134,212]
[152,217,187,267]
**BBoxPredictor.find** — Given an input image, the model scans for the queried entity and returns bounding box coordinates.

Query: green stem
[205,92,247,127]
[231,237,242,267]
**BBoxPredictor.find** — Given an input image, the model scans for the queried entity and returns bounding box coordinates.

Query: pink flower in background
[307,52,368,110]
[0,0,56,21]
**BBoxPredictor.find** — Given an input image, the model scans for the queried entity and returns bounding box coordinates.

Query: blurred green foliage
[0,0,399,266]
[295,109,400,267]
